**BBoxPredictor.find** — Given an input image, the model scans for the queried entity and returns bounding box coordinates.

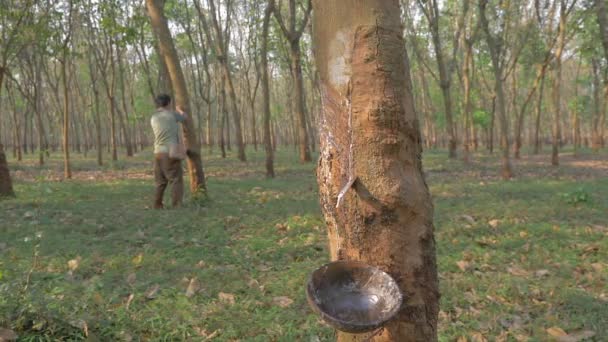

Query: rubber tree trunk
[551,2,568,166]
[312,1,439,340]
[479,0,513,179]
[61,57,72,179]
[426,0,457,158]
[261,1,275,178]
[0,68,15,198]
[534,75,546,154]
[147,0,206,193]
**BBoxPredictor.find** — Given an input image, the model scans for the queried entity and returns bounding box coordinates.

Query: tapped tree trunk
[313,1,439,341]
[147,0,206,193]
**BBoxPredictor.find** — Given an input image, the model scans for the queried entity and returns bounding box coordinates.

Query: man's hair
[154,94,171,108]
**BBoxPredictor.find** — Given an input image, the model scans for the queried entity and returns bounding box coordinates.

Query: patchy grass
[1,148,607,341]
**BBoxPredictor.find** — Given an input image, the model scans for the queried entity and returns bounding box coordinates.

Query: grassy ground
[0,147,607,341]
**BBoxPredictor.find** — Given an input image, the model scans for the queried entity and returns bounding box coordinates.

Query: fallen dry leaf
[508,266,530,277]
[457,336,468,342]
[488,219,500,228]
[132,253,143,267]
[185,278,201,297]
[126,273,137,286]
[461,214,476,225]
[196,260,207,269]
[456,260,471,272]
[272,296,294,308]
[218,292,236,305]
[145,284,160,299]
[590,263,603,272]
[67,256,81,272]
[470,332,488,342]
[547,327,568,337]
[125,294,134,310]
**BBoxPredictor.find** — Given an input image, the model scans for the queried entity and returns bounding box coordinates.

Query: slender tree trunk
[313,1,439,340]
[462,38,473,163]
[61,57,72,179]
[147,0,206,192]
[480,0,512,179]
[262,1,275,177]
[34,65,45,165]
[551,3,568,166]
[290,41,312,162]
[591,59,603,151]
[220,74,227,159]
[534,75,546,154]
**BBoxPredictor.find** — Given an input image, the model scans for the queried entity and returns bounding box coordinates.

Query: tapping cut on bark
[312,1,439,341]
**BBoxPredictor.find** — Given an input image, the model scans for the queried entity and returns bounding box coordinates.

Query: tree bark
[147,0,206,193]
[262,0,275,178]
[551,1,569,166]
[0,67,15,198]
[313,1,439,340]
[534,74,546,154]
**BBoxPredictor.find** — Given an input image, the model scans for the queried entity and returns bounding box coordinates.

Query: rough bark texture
[312,1,439,341]
[147,0,206,193]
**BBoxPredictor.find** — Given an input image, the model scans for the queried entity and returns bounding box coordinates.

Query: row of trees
[405,0,608,178]
[0,0,320,189]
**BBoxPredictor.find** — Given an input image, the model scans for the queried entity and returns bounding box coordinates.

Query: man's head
[154,94,171,108]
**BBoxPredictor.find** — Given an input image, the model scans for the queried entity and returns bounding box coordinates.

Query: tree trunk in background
[420,0,457,158]
[219,73,227,159]
[262,1,275,178]
[273,0,312,163]
[0,67,15,198]
[147,0,206,193]
[480,0,513,179]
[313,1,439,340]
[61,58,72,179]
[595,0,608,147]
[591,58,602,151]
[0,143,14,198]
[290,40,312,162]
[534,75,546,154]
[598,0,608,59]
[551,1,568,166]
[462,35,473,163]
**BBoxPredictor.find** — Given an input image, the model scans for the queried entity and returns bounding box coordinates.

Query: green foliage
[560,187,590,205]
[472,109,491,128]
